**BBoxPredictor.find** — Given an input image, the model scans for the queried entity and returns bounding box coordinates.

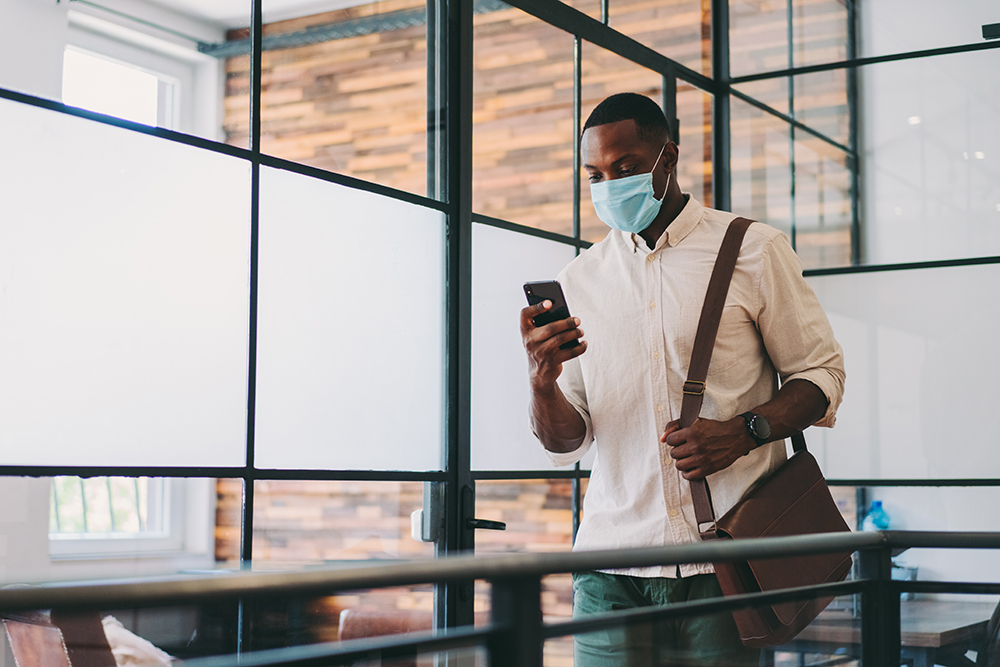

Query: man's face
[581,119,673,199]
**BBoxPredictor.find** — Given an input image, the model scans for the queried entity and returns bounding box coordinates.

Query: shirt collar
[622,194,704,252]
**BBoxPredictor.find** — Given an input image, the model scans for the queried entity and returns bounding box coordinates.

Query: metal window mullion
[711,0,730,212]
[847,0,861,265]
[437,0,476,636]
[787,0,796,250]
[241,0,264,567]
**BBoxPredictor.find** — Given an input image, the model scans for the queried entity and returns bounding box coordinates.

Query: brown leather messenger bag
[681,217,853,648]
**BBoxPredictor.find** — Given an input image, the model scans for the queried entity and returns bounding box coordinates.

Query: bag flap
[716,451,849,540]
[716,451,853,626]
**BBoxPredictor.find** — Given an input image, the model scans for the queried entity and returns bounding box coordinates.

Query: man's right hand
[520,300,588,390]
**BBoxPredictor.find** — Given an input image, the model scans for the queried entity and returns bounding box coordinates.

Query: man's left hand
[660,417,752,480]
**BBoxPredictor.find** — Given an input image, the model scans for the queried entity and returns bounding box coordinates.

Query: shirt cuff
[540,400,594,467]
[783,369,844,428]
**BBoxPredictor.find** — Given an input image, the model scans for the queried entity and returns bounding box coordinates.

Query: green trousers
[572,570,760,667]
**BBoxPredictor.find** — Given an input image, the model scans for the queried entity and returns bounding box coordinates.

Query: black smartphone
[523,280,580,350]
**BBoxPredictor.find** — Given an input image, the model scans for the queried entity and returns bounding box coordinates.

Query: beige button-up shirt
[547,196,845,578]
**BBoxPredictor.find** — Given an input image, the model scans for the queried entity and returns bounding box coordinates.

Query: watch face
[752,415,771,441]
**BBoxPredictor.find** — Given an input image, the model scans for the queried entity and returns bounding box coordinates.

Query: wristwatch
[739,411,771,449]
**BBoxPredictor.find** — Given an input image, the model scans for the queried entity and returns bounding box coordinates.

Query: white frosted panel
[471,224,594,471]
[0,99,251,467]
[806,265,1000,480]
[255,167,444,470]
[860,50,1000,264]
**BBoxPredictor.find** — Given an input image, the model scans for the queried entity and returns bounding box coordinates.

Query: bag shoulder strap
[684,220,810,539]
[680,217,751,539]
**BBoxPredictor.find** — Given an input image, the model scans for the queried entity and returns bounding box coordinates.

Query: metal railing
[2,531,999,666]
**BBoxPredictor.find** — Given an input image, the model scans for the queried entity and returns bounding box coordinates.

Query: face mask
[590,144,668,234]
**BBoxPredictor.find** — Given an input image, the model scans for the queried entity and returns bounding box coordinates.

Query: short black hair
[583,92,672,146]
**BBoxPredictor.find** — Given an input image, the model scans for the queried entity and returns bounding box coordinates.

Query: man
[519,93,845,666]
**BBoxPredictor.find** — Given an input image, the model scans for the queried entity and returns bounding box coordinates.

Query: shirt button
[649,301,656,309]
[647,254,655,262]
[652,351,661,359]
[656,404,664,412]
[668,508,680,518]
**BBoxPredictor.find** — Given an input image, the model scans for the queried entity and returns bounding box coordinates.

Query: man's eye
[619,167,635,176]
[588,174,602,183]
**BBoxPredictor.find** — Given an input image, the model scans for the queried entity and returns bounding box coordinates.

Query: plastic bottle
[861,500,891,531]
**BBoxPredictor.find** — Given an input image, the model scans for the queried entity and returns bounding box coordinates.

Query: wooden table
[762,600,996,667]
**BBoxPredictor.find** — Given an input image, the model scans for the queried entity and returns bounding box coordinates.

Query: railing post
[859,542,901,666]
[488,576,543,667]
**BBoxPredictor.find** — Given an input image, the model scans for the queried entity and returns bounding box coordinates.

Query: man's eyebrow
[583,153,639,170]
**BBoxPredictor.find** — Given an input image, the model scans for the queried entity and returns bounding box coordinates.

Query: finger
[519,300,553,332]
[660,420,680,442]
[531,318,583,350]
[664,428,687,448]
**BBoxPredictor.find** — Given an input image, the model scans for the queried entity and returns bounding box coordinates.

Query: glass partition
[473,3,576,234]
[730,95,793,240]
[859,50,1000,265]
[807,262,1000,480]
[859,0,996,58]
[241,0,431,197]
[609,0,713,77]
[0,98,251,468]
[254,166,445,471]
[470,223,588,471]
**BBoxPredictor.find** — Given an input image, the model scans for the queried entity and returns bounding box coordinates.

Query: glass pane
[734,77,790,116]
[580,43,663,243]
[609,0,712,77]
[475,480,576,555]
[858,50,1000,265]
[856,487,1000,587]
[0,476,215,583]
[250,481,433,563]
[806,263,1000,480]
[473,3,575,234]
[254,166,445,471]
[676,84,714,208]
[0,98,251,468]
[794,68,849,147]
[730,95,792,239]
[240,0,429,196]
[562,0,604,20]
[793,134,852,269]
[860,0,996,58]
[470,224,587,471]
[730,0,788,78]
[791,0,848,68]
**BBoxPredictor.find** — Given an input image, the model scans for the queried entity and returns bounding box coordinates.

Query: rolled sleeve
[756,233,846,428]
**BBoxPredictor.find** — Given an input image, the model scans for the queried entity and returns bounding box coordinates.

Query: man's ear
[662,141,679,173]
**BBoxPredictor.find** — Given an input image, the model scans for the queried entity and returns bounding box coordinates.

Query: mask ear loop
[652,143,669,202]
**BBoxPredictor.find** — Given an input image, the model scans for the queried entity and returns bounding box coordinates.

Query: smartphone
[523,280,580,350]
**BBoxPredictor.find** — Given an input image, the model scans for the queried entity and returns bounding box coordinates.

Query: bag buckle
[683,381,706,396]
[698,521,719,540]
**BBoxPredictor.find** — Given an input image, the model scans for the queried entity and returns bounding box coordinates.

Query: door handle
[466,518,506,531]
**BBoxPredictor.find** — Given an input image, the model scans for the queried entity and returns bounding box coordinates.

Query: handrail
[3,530,1000,614]
[0,531,887,613]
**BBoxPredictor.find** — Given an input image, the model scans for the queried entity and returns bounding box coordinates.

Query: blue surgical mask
[590,144,668,234]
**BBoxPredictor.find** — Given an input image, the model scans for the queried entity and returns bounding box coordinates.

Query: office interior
[1,0,999,664]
